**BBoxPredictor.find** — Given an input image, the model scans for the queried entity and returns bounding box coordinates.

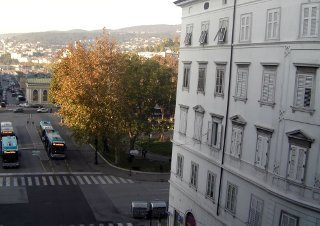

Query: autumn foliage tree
[50,31,177,156]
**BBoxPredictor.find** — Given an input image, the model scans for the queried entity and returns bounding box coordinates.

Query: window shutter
[236,129,243,157]
[297,148,307,182]
[230,129,236,156]
[216,124,222,150]
[240,17,245,41]
[255,200,263,226]
[295,74,306,107]
[245,16,250,40]
[288,145,297,179]
[207,121,213,146]
[273,11,279,38]
[248,197,256,226]
[303,7,310,36]
[263,138,269,168]
[311,7,317,35]
[255,135,263,165]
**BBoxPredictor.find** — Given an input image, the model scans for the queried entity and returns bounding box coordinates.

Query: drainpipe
[216,0,237,216]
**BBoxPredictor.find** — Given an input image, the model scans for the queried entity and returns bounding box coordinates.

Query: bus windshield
[51,144,65,154]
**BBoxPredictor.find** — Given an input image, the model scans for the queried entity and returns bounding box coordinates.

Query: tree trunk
[103,134,109,153]
[129,135,136,150]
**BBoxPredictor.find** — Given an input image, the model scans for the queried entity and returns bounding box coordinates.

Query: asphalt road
[0,109,169,226]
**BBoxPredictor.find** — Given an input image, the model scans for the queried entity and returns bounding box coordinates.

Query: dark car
[13,108,24,113]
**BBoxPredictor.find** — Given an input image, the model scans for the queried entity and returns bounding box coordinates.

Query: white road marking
[97,175,106,184]
[42,176,47,186]
[111,175,120,184]
[56,176,63,185]
[90,176,99,184]
[119,177,127,183]
[63,176,70,185]
[13,177,18,187]
[127,179,134,183]
[104,175,113,184]
[20,177,26,186]
[34,176,40,186]
[76,175,84,185]
[49,176,55,185]
[27,177,32,186]
[83,175,91,184]
[5,177,10,187]
[70,176,77,185]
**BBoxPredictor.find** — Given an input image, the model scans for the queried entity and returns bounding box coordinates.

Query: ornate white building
[25,78,51,105]
[168,0,320,225]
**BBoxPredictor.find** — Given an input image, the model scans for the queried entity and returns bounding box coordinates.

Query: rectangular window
[240,13,252,42]
[260,66,277,106]
[206,171,216,201]
[176,154,184,178]
[184,24,193,45]
[280,211,299,226]
[266,8,280,40]
[207,115,223,150]
[248,195,263,226]
[197,63,207,93]
[255,132,271,170]
[190,162,199,189]
[225,182,238,214]
[215,65,225,96]
[199,21,209,45]
[301,4,319,37]
[215,18,228,43]
[194,111,204,141]
[235,65,249,101]
[179,106,188,135]
[230,125,243,158]
[182,63,191,90]
[294,67,316,110]
[287,144,307,183]
[222,0,227,5]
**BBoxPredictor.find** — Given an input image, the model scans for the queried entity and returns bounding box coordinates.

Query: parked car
[13,108,24,113]
[19,103,30,108]
[37,108,49,113]
[31,104,43,108]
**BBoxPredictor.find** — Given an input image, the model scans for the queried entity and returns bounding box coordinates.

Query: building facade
[169,0,320,226]
[25,78,51,105]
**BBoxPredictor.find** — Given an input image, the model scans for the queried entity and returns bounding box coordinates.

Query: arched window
[43,90,48,102]
[33,90,38,102]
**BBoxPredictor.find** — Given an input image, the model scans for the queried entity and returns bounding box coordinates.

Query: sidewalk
[79,144,171,183]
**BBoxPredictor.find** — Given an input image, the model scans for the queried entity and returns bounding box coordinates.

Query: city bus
[39,121,55,142]
[0,122,14,137]
[1,136,19,168]
[45,131,66,159]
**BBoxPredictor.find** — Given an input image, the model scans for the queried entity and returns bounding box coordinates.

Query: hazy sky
[0,0,181,34]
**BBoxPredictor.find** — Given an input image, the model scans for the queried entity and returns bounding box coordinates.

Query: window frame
[265,8,281,40]
[184,24,193,46]
[287,144,308,184]
[197,62,207,93]
[42,90,48,102]
[279,211,299,226]
[300,3,319,38]
[176,154,184,179]
[199,21,209,45]
[206,171,216,201]
[247,195,264,226]
[207,113,223,150]
[254,126,273,170]
[179,105,189,135]
[225,182,238,215]
[234,64,250,102]
[239,13,252,42]
[193,105,205,142]
[291,66,317,114]
[215,18,229,44]
[190,161,199,190]
[259,65,277,107]
[182,62,191,91]
[215,64,226,97]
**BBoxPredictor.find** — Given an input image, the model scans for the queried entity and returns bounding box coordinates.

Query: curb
[89,144,170,176]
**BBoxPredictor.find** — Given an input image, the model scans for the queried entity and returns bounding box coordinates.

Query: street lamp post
[94,137,98,165]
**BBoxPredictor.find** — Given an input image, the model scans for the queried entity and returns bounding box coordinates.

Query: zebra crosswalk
[63,223,134,226]
[0,174,134,187]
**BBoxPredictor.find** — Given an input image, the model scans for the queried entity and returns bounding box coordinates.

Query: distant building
[25,78,51,105]
[169,1,320,226]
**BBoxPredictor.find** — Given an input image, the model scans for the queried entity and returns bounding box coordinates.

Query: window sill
[189,184,198,191]
[214,92,224,98]
[286,178,306,188]
[233,96,247,103]
[208,144,221,152]
[205,195,215,204]
[178,132,187,136]
[290,106,315,115]
[197,90,205,95]
[224,208,236,217]
[182,87,189,92]
[258,100,275,108]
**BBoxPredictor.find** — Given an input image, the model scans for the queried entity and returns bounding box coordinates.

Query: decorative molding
[284,45,291,57]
